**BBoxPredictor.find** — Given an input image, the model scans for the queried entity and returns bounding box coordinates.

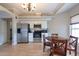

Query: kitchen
[16,17,50,43]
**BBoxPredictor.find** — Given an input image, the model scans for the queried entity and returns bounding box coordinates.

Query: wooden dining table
[45,36,69,56]
[46,36,68,41]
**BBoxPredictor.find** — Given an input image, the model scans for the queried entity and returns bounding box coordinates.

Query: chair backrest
[51,33,58,38]
[68,35,78,55]
[43,35,46,43]
[51,39,67,56]
[43,34,50,42]
[69,36,78,49]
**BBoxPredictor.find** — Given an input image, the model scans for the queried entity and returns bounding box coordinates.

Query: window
[70,14,79,43]
[70,24,79,37]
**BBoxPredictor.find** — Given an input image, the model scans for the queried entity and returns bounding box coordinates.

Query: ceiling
[0,3,78,16]
[0,11,11,18]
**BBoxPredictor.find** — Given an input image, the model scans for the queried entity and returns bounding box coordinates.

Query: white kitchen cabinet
[29,33,33,42]
[17,33,21,42]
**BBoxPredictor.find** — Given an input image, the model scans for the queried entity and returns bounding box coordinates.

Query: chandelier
[21,3,36,11]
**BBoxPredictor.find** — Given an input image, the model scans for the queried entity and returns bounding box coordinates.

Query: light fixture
[21,3,36,11]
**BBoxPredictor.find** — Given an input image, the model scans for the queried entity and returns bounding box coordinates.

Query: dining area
[43,34,78,56]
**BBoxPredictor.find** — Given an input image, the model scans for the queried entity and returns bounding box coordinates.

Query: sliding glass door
[70,24,79,37]
[70,15,79,43]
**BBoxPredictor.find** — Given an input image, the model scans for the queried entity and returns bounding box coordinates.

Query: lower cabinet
[29,33,33,42]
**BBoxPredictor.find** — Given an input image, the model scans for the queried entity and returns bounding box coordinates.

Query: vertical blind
[71,15,79,24]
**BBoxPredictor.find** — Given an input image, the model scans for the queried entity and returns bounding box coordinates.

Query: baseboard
[18,42,28,44]
[0,42,8,45]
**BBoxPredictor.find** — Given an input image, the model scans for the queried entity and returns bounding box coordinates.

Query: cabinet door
[29,33,33,42]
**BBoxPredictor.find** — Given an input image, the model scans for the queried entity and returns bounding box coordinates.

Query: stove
[33,31,41,38]
[33,24,41,39]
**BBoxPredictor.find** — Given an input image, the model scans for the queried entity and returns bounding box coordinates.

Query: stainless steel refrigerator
[17,23,28,43]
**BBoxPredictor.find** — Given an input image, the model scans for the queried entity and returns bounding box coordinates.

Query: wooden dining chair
[67,35,78,56]
[43,35,51,52]
[50,38,67,56]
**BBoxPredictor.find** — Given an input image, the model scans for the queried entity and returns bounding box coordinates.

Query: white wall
[47,13,70,38]
[0,19,7,45]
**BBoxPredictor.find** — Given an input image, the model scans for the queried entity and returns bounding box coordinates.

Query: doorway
[6,18,12,44]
